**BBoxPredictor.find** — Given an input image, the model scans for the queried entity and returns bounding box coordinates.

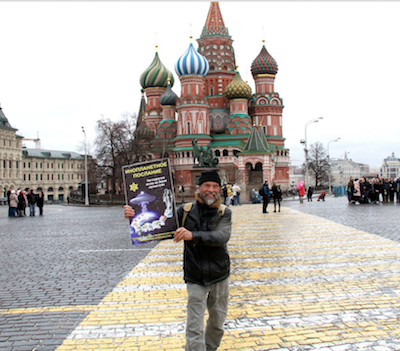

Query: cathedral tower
[139,47,174,135]
[197,2,236,133]
[175,38,210,149]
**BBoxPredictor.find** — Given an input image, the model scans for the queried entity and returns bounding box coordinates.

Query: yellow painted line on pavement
[54,206,400,350]
[0,305,97,315]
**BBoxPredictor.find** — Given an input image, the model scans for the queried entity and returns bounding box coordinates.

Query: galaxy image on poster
[122,158,178,245]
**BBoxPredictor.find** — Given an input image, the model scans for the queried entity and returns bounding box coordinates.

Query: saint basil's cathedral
[137,2,290,199]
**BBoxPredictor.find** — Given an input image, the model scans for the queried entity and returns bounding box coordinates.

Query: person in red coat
[299,184,305,203]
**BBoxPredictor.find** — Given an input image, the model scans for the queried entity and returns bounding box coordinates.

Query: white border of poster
[122,158,178,245]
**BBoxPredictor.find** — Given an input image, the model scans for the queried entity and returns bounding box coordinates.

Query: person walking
[37,191,45,216]
[272,182,282,212]
[298,183,305,203]
[124,169,232,351]
[307,186,313,202]
[259,179,271,213]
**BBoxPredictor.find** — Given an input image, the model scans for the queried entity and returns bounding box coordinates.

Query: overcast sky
[1,1,399,169]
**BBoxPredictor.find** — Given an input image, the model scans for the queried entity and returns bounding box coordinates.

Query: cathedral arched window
[215,150,220,157]
[223,149,229,157]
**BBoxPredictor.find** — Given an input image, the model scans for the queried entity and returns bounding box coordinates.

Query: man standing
[6,186,14,217]
[27,189,37,216]
[259,179,271,213]
[124,170,232,351]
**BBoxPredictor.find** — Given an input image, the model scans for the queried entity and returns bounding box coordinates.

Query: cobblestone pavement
[0,205,157,351]
[2,199,400,350]
[283,195,400,243]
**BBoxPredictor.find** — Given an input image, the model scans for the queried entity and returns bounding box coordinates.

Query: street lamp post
[82,126,89,206]
[327,137,340,194]
[302,117,323,190]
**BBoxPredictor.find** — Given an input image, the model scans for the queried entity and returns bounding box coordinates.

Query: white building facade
[330,154,369,186]
[0,106,86,202]
[380,153,400,180]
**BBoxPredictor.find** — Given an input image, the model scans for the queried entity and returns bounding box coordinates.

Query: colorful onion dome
[175,38,209,77]
[160,78,178,106]
[140,48,174,89]
[251,41,278,76]
[224,70,252,100]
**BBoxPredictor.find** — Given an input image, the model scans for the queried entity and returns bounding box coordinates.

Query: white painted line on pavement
[78,249,152,252]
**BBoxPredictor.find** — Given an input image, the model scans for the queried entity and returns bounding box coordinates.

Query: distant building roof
[0,105,17,131]
[383,152,399,163]
[22,147,84,160]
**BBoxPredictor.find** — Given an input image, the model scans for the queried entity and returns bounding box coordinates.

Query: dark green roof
[242,126,274,154]
[209,140,246,148]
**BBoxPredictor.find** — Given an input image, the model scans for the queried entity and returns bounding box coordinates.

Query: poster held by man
[122,158,178,245]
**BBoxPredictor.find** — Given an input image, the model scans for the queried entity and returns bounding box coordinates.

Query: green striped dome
[224,71,252,100]
[140,51,174,89]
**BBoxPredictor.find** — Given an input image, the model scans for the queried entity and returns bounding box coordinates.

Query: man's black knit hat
[198,170,221,186]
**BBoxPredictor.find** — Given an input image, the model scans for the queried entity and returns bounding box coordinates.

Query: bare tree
[94,113,153,202]
[308,141,330,188]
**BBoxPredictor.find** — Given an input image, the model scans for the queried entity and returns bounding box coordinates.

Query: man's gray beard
[199,191,219,206]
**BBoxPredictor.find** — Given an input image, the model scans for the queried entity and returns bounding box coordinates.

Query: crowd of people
[6,186,45,217]
[221,183,242,206]
[347,176,400,204]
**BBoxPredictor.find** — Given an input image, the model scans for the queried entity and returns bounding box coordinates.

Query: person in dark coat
[27,189,37,216]
[17,190,27,217]
[272,182,282,212]
[347,177,354,203]
[6,186,14,217]
[307,186,313,202]
[259,179,271,213]
[37,191,45,216]
[383,179,390,203]
[126,170,232,351]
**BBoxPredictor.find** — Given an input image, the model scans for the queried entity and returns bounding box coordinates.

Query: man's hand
[124,205,135,219]
[174,227,193,242]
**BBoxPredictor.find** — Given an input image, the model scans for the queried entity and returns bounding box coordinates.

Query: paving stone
[2,201,400,350]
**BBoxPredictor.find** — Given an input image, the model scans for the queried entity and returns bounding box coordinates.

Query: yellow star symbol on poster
[129,182,139,192]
